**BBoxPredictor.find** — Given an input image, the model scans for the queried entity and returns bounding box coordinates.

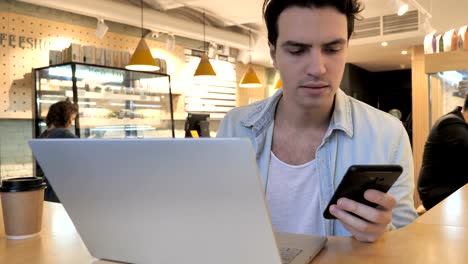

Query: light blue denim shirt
[217,88,418,236]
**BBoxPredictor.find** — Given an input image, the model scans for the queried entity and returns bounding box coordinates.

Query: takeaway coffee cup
[0,177,46,239]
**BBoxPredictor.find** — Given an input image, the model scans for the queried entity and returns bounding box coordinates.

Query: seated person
[36,98,78,202]
[217,0,417,243]
[418,93,468,210]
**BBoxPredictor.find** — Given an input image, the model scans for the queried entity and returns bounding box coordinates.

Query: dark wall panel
[341,64,412,122]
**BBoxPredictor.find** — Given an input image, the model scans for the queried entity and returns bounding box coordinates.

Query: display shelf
[33,62,175,138]
[38,89,168,103]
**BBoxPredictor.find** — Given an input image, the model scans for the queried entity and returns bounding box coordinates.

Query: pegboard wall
[0,10,187,119]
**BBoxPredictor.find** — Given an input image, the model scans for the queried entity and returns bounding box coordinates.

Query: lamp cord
[141,0,144,38]
[249,30,252,64]
[203,11,206,53]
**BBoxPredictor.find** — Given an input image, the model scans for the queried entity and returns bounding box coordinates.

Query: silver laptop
[29,138,327,264]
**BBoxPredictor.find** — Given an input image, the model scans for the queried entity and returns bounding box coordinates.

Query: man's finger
[364,190,397,209]
[335,198,391,224]
[330,204,385,232]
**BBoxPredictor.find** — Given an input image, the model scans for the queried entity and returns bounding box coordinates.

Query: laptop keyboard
[279,247,303,264]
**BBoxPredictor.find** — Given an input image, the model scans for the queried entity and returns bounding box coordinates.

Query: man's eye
[288,48,305,55]
[325,46,342,54]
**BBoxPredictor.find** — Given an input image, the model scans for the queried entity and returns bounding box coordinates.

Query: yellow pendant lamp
[126,0,159,72]
[194,11,216,77]
[240,65,262,88]
[239,30,262,88]
[274,78,282,89]
[194,53,216,76]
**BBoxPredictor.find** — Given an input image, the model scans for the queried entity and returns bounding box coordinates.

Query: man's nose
[305,49,326,77]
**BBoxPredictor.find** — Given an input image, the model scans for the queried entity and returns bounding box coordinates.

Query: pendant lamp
[274,78,282,89]
[126,0,159,71]
[193,11,216,77]
[239,31,262,88]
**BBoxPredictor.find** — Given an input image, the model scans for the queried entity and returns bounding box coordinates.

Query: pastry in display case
[33,62,175,138]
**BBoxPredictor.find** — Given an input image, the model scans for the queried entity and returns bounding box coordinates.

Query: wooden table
[313,184,468,264]
[0,202,99,264]
[1,184,467,264]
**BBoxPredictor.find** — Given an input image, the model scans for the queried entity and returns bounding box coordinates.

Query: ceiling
[133,0,468,72]
[18,0,468,72]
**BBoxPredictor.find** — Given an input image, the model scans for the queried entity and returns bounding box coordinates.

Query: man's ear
[269,42,278,69]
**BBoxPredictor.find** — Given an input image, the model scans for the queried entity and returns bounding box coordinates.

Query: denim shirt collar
[240,88,354,138]
[330,89,354,138]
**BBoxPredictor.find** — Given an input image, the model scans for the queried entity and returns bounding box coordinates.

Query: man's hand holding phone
[323,165,403,242]
[329,189,397,242]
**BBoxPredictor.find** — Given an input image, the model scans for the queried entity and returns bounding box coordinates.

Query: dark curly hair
[45,98,78,128]
[263,0,364,47]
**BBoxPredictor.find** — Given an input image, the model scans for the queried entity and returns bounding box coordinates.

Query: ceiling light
[381,42,388,47]
[165,33,175,51]
[401,50,408,55]
[194,54,216,76]
[239,30,262,88]
[208,42,218,59]
[240,65,262,88]
[397,0,409,16]
[126,0,159,72]
[96,18,108,39]
[194,11,216,77]
[237,49,249,64]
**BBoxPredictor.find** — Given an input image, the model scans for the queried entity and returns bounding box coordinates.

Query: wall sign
[0,33,52,50]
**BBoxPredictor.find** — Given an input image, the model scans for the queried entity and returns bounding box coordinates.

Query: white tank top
[266,151,325,236]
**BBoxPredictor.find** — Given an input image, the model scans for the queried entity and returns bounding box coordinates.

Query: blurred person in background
[36,98,78,202]
[418,93,468,210]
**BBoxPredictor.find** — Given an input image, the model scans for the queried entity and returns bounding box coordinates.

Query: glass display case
[34,62,175,138]
[428,70,468,126]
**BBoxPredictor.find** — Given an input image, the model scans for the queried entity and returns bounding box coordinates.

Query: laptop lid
[29,138,284,264]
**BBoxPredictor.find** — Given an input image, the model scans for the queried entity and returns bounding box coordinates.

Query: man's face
[270,6,348,110]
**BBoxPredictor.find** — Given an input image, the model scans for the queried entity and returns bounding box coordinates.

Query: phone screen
[323,165,403,219]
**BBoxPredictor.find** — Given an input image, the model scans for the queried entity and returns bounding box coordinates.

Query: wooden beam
[425,49,468,73]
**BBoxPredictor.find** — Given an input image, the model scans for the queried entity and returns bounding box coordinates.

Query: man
[217,0,417,242]
[418,94,468,210]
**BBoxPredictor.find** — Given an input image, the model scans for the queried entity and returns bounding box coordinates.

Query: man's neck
[275,96,334,130]
[463,110,468,123]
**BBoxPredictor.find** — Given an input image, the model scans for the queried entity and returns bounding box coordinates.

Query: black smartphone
[323,165,403,219]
